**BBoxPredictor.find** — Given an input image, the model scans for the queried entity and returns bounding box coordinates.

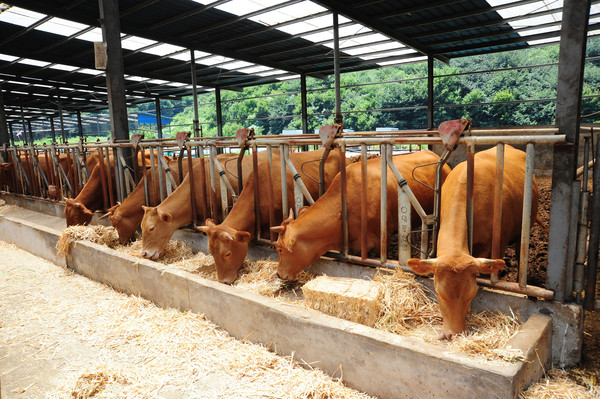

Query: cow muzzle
[141,248,160,260]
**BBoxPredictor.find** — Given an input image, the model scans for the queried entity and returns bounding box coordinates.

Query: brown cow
[64,151,161,226]
[107,153,243,245]
[197,147,345,284]
[406,145,538,340]
[140,152,257,260]
[0,151,98,195]
[274,150,451,281]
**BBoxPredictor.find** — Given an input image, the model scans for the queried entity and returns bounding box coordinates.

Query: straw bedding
[56,225,523,363]
[0,241,373,398]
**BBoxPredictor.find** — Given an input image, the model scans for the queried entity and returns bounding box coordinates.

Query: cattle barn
[0,0,598,397]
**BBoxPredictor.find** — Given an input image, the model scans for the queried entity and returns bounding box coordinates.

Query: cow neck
[119,175,147,218]
[221,176,256,236]
[436,197,470,258]
[291,203,342,252]
[74,165,104,209]
[157,174,194,227]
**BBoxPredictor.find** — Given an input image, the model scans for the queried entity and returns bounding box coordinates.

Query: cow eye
[149,225,155,231]
[224,251,232,258]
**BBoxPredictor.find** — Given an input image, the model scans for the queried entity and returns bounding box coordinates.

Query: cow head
[407,254,504,340]
[273,209,320,281]
[196,219,251,284]
[64,198,94,226]
[140,205,175,260]
[105,202,139,245]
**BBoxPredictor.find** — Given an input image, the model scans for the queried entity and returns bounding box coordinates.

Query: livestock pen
[0,121,595,397]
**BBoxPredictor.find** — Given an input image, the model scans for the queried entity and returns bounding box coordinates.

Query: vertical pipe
[77,111,83,140]
[96,147,109,209]
[0,84,10,154]
[300,74,308,135]
[196,145,207,223]
[57,95,66,143]
[208,145,218,221]
[19,105,28,145]
[427,55,434,131]
[267,145,275,242]
[140,145,150,206]
[253,143,261,238]
[190,49,200,156]
[114,147,123,203]
[150,147,158,201]
[332,13,342,125]
[466,144,475,254]
[575,138,591,302]
[339,143,348,256]
[430,150,450,258]
[360,143,368,260]
[565,181,581,298]
[155,97,163,139]
[380,144,388,264]
[280,144,288,218]
[49,117,56,143]
[491,144,504,283]
[519,143,535,288]
[237,149,246,193]
[584,139,600,309]
[157,146,165,202]
[105,147,115,207]
[187,145,197,226]
[215,87,223,138]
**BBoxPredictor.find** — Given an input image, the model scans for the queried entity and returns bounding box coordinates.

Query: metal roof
[0,0,599,128]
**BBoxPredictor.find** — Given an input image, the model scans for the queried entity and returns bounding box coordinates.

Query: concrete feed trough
[0,196,579,398]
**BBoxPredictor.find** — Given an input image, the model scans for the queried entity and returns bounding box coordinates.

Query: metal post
[8,122,14,146]
[574,138,591,303]
[427,55,434,130]
[380,145,388,264]
[99,0,133,171]
[301,74,308,135]
[584,138,600,309]
[466,144,475,254]
[491,144,504,283]
[49,117,56,143]
[339,143,348,256]
[77,111,83,140]
[27,120,33,145]
[333,13,342,125]
[155,97,162,138]
[190,50,200,141]
[360,143,368,260]
[547,0,591,302]
[19,105,28,145]
[0,85,10,159]
[519,143,535,288]
[57,94,66,143]
[215,87,223,138]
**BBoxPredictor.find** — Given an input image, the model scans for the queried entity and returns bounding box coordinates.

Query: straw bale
[302,276,383,327]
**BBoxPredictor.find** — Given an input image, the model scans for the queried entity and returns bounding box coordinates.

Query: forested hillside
[132,38,600,138]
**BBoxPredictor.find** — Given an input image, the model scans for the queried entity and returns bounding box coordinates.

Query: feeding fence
[4,123,600,310]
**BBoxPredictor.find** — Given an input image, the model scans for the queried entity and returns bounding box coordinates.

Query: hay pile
[373,268,524,362]
[521,369,598,398]
[57,227,523,362]
[57,225,120,255]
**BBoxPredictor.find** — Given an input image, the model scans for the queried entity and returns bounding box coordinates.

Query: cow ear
[407,258,437,275]
[157,208,172,223]
[142,205,152,213]
[297,206,310,218]
[234,231,251,243]
[206,218,216,227]
[474,258,505,274]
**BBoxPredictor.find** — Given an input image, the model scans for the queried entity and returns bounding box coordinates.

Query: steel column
[333,13,342,125]
[191,50,200,141]
[77,111,83,139]
[547,0,591,302]
[0,85,10,157]
[155,97,163,138]
[427,55,434,130]
[300,74,308,135]
[215,87,223,138]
